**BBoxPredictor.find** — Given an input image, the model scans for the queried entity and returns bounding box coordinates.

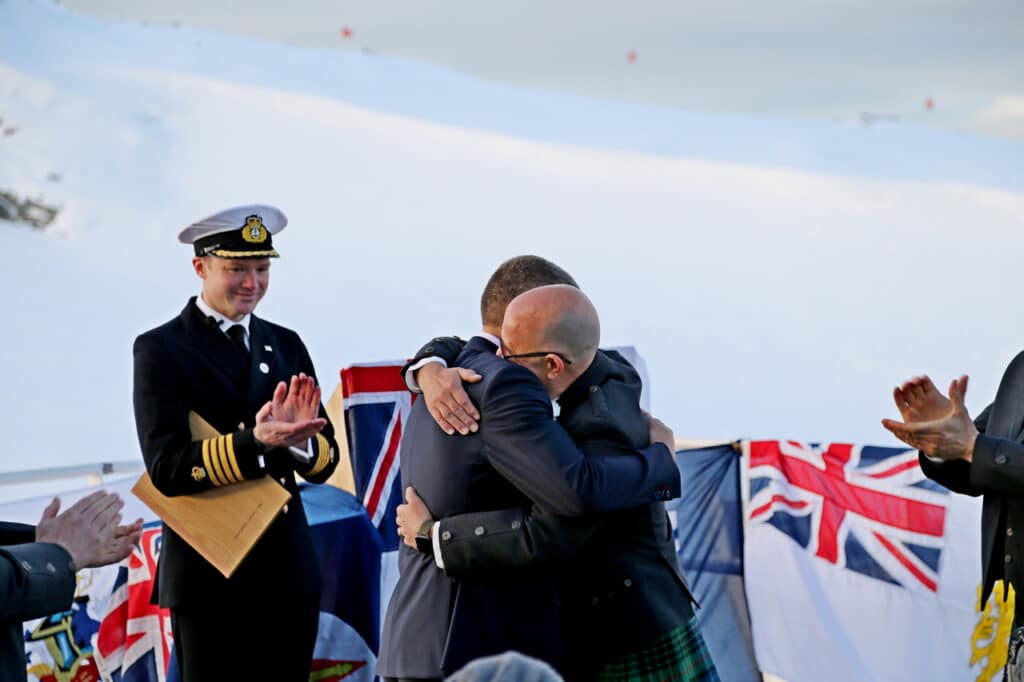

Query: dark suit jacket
[377,337,680,679]
[1,523,76,682]
[132,298,339,608]
[429,350,695,678]
[919,350,1024,623]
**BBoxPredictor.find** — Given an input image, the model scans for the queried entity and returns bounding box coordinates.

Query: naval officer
[132,205,339,681]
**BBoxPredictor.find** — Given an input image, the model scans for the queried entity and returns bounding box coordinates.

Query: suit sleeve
[480,366,680,516]
[133,334,267,496]
[918,404,991,496]
[0,522,37,546]
[0,543,76,623]
[436,506,606,579]
[399,336,467,383]
[290,338,340,483]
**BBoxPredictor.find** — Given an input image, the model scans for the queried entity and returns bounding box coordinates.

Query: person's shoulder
[597,348,640,380]
[134,313,186,351]
[253,316,304,345]
[593,350,642,395]
[476,358,548,404]
[1003,350,1024,378]
[458,348,520,381]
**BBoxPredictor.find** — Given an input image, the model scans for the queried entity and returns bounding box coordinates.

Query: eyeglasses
[502,350,573,365]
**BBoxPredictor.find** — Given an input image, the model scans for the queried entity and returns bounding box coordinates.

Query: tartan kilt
[594,616,720,682]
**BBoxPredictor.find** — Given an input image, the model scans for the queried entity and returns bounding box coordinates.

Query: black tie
[226,324,248,353]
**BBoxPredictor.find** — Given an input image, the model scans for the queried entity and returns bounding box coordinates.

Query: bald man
[379,257,682,682]
[397,285,718,682]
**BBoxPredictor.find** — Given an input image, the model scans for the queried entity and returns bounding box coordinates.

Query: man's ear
[192,256,207,279]
[545,355,565,381]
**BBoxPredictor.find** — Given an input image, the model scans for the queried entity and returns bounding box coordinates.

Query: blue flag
[670,443,760,682]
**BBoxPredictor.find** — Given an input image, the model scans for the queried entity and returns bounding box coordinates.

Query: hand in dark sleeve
[918,403,991,496]
[133,335,267,496]
[288,344,339,483]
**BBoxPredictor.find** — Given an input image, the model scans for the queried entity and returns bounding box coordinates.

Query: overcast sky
[59,0,1024,139]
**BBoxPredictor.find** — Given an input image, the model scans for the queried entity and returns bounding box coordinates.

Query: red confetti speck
[627,50,638,63]
[924,97,934,110]
[340,27,353,39]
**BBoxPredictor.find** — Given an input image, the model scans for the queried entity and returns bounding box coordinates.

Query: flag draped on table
[742,439,1004,682]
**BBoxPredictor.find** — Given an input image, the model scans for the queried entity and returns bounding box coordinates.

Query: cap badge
[241,215,268,244]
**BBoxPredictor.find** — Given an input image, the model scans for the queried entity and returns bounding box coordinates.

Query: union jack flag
[747,440,950,593]
[341,363,414,552]
[94,523,173,682]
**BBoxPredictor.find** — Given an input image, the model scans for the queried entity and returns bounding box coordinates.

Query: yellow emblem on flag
[191,466,207,481]
[971,581,1015,681]
[241,215,268,243]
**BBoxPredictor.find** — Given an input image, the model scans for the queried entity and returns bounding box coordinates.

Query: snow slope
[1,0,1023,479]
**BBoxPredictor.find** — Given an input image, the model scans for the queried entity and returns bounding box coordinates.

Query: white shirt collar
[195,294,251,337]
[477,331,501,349]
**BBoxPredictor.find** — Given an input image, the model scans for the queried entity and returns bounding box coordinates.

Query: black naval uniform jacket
[1,523,77,682]
[920,350,1024,626]
[132,298,339,609]
[409,345,695,678]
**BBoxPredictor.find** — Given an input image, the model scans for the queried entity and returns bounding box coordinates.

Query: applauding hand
[253,379,327,449]
[882,375,978,461]
[892,375,952,423]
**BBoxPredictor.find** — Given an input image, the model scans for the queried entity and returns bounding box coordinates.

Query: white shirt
[195,294,251,350]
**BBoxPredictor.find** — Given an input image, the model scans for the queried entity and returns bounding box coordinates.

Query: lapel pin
[259,362,270,374]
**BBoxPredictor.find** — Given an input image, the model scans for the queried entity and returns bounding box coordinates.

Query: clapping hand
[892,375,952,423]
[253,376,327,449]
[35,492,144,569]
[882,375,979,461]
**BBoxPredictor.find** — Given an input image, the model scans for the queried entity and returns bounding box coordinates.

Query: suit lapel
[992,352,1024,441]
[180,299,249,387]
[1008,388,1024,444]
[245,316,278,413]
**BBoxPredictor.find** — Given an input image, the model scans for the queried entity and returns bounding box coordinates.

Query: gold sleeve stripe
[218,436,237,483]
[219,436,237,483]
[219,436,238,483]
[202,439,224,486]
[224,433,244,482]
[308,434,333,476]
[209,437,229,485]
